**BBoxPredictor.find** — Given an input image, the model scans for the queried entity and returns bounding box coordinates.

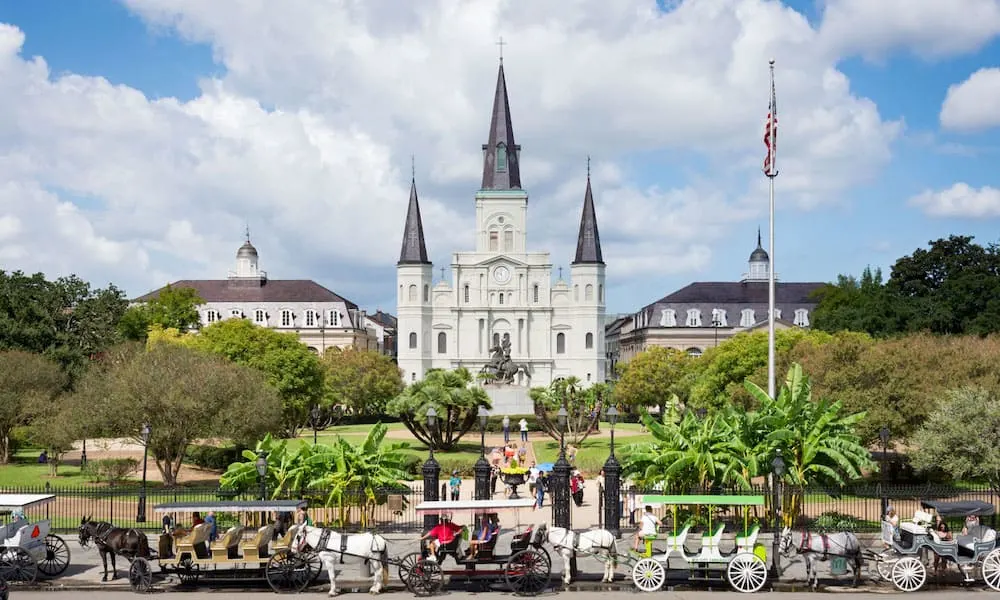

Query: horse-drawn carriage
[629,494,770,593]
[877,500,1000,592]
[400,498,552,596]
[0,494,71,584]
[120,499,319,593]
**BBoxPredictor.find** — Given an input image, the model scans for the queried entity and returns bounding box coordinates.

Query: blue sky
[0,0,998,314]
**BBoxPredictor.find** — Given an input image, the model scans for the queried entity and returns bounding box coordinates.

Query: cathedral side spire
[481,58,521,190]
[571,167,604,265]
[398,174,430,265]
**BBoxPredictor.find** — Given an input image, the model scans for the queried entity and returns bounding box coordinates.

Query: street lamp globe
[311,405,322,424]
[772,449,786,477]
[255,452,268,478]
[879,425,890,447]
[426,407,437,430]
[140,423,151,445]
[606,405,618,428]
[557,406,568,430]
[478,406,489,430]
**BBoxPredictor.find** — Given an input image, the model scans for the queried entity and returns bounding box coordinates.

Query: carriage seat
[469,525,501,560]
[0,518,28,544]
[956,527,995,557]
[911,510,933,527]
[510,527,533,553]
[663,522,692,556]
[6,520,48,549]
[928,529,957,545]
[177,523,212,560]
[735,525,761,553]
[272,524,300,553]
[242,525,274,562]
[694,523,726,561]
[211,526,244,560]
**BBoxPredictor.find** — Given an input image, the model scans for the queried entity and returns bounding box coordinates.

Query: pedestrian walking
[502,415,511,443]
[490,464,500,496]
[534,473,546,509]
[519,417,529,442]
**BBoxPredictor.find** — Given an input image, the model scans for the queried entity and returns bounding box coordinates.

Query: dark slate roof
[368,310,397,329]
[572,177,604,265]
[480,61,521,190]
[653,281,823,306]
[398,178,430,265]
[605,315,629,335]
[135,280,359,308]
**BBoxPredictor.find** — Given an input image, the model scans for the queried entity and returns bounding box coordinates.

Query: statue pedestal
[483,386,533,415]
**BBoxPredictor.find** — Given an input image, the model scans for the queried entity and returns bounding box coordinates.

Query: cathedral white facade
[395,60,607,388]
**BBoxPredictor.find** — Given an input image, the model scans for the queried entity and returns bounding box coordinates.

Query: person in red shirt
[420,515,464,561]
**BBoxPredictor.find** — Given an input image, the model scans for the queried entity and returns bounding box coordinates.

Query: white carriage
[0,494,71,584]
[403,498,552,596]
[629,494,769,593]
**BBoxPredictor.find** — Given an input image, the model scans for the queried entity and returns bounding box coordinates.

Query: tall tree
[386,368,491,451]
[530,378,607,446]
[613,346,688,412]
[148,319,326,436]
[811,267,906,336]
[0,351,67,463]
[121,284,204,340]
[322,347,404,415]
[75,343,282,486]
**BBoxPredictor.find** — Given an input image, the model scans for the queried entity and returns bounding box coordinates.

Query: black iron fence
[0,484,425,533]
[603,483,1000,533]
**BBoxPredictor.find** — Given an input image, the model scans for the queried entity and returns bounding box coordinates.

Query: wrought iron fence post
[423,455,440,532]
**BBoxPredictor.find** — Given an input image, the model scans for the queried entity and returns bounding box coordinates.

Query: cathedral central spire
[398,173,430,265]
[572,164,604,265]
[481,59,521,190]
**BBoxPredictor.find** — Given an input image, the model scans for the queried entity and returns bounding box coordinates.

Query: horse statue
[546,527,618,584]
[291,525,389,596]
[481,341,531,385]
[778,526,862,589]
[78,517,150,581]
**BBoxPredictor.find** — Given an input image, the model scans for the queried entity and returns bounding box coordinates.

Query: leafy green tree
[322,347,403,415]
[122,284,204,341]
[530,378,608,446]
[149,319,326,436]
[75,343,283,486]
[614,347,688,412]
[386,368,491,451]
[911,387,1000,492]
[0,351,67,463]
[220,433,317,497]
[811,267,907,336]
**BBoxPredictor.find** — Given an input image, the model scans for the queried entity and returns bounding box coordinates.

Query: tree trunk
[0,431,11,464]
[155,455,183,487]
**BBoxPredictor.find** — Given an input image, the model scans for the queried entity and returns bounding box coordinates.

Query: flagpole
[767,59,777,400]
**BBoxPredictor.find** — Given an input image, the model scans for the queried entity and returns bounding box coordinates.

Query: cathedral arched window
[556,332,566,354]
[408,284,417,302]
[533,284,539,303]
[496,142,507,172]
[464,284,470,303]
[423,284,429,302]
[585,332,594,349]
[574,285,579,301]
[399,285,403,301]
[499,293,504,305]
[437,332,447,354]
[493,333,500,347]
[599,284,604,303]
[409,332,417,349]
[585,284,594,301]
[504,228,513,251]
[489,230,499,251]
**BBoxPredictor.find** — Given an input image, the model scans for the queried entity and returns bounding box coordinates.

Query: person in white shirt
[527,463,539,494]
[519,418,529,442]
[502,415,511,443]
[633,506,662,551]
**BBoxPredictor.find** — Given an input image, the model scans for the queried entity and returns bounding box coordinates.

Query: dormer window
[794,308,809,327]
[685,308,702,327]
[659,309,676,327]
[740,308,756,327]
[711,308,727,327]
[496,143,507,172]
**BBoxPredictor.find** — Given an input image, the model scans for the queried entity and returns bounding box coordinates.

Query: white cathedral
[395,59,607,394]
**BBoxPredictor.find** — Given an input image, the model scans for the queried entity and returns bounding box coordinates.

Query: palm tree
[387,368,491,450]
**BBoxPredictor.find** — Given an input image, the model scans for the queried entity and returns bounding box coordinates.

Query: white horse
[293,525,389,596]
[779,526,862,589]
[547,527,618,584]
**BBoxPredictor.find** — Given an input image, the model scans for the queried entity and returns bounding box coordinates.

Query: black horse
[78,516,150,581]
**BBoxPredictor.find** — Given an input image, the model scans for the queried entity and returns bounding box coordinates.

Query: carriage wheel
[505,548,551,596]
[37,534,70,578]
[177,557,200,585]
[891,556,926,592]
[0,547,37,584]
[0,576,8,600]
[982,548,1000,591]
[874,551,899,583]
[128,557,154,593]
[727,552,768,593]
[403,557,443,597]
[266,550,312,594]
[631,558,665,592]
[397,552,424,589]
[301,550,323,585]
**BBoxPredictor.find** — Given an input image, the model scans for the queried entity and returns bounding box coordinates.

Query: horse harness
[798,529,841,559]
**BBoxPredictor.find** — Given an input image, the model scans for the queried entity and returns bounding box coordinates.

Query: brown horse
[78,517,150,581]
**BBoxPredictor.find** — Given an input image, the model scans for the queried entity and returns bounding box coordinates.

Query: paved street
[8,590,997,599]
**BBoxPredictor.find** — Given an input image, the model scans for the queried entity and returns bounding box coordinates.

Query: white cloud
[818,0,1000,61]
[0,1,904,311]
[941,68,1000,131]
[909,182,1000,217]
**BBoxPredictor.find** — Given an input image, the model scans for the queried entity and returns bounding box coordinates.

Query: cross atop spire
[496,36,506,62]
[586,155,591,179]
[757,226,762,248]
[398,170,431,265]
[481,59,521,190]
[245,224,251,243]
[411,154,415,181]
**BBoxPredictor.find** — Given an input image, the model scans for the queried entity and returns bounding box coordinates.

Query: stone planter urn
[501,471,527,499]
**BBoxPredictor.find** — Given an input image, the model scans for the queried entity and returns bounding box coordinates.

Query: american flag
[763,69,777,177]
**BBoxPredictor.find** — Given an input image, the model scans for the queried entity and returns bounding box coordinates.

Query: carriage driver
[632,505,662,552]
[1,509,27,540]
[421,514,464,562]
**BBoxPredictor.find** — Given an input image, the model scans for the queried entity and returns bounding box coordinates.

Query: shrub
[184,445,246,471]
[83,458,139,485]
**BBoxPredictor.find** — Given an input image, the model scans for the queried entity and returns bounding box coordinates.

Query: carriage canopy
[635,494,767,507]
[0,494,56,513]
[153,499,307,514]
[919,500,995,517]
[415,498,536,524]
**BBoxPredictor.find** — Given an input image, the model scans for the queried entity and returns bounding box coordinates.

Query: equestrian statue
[480,338,530,385]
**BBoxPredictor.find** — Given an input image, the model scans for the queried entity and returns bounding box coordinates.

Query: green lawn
[533,432,656,474]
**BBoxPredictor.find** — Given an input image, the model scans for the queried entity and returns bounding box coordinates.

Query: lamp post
[310,405,322,446]
[474,407,491,500]
[602,405,621,538]
[771,449,786,578]
[80,439,87,467]
[256,451,268,500]
[135,424,151,523]
[423,407,441,531]
[879,425,890,518]
[712,315,722,347]
[552,406,571,530]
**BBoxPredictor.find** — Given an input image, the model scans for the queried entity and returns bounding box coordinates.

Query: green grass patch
[533,433,656,474]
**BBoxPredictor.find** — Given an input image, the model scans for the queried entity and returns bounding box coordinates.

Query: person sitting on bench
[633,505,661,551]
[467,515,499,559]
[421,514,463,562]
